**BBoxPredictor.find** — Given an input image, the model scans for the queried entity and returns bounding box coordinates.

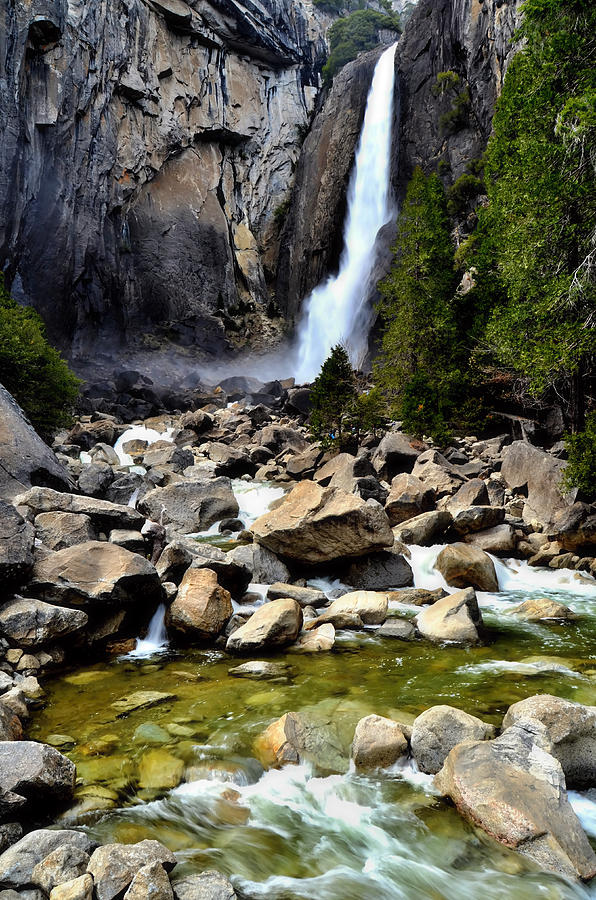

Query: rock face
[416,587,482,644]
[226,598,302,652]
[166,568,232,640]
[0,0,330,362]
[251,481,394,564]
[0,385,74,500]
[434,722,596,881]
[501,441,570,527]
[410,705,495,774]
[435,544,498,592]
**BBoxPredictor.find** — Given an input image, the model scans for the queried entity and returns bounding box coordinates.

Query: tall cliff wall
[0,0,330,361]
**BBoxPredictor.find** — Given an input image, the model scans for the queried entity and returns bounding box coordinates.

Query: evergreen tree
[309,345,358,448]
[480,0,596,428]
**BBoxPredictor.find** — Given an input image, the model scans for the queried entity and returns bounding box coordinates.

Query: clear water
[30,553,596,899]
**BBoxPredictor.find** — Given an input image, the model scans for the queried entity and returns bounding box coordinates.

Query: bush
[447,174,485,216]
[439,84,471,135]
[309,345,358,448]
[562,413,596,501]
[322,9,401,83]
[0,275,80,438]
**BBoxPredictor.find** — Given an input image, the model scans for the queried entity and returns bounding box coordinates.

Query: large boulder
[15,487,144,531]
[0,384,74,501]
[314,453,375,488]
[416,588,483,645]
[351,715,408,770]
[266,583,326,608]
[551,502,596,553]
[463,524,516,556]
[410,705,496,774]
[451,506,505,536]
[412,450,468,498]
[0,742,75,809]
[226,599,302,652]
[393,510,452,546]
[124,860,174,900]
[166,569,232,641]
[31,845,90,895]
[435,543,498,592]
[29,542,162,607]
[251,481,393,564]
[156,540,250,597]
[293,623,336,652]
[371,432,424,481]
[0,501,34,587]
[501,441,570,527]
[87,841,176,900]
[0,597,88,647]
[310,590,388,627]
[343,545,413,590]
[384,474,435,526]
[434,721,596,881]
[227,543,290,585]
[0,830,96,890]
[502,695,596,789]
[254,710,349,775]
[139,479,239,533]
[35,511,97,551]
[172,871,236,900]
[446,479,489,512]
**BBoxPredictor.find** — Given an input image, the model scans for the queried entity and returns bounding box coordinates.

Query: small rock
[172,870,236,900]
[50,874,94,900]
[124,860,174,899]
[87,840,176,900]
[351,715,408,770]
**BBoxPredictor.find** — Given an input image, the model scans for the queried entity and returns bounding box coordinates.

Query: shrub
[0,275,80,438]
[447,173,485,216]
[562,413,596,501]
[322,9,401,83]
[439,84,471,135]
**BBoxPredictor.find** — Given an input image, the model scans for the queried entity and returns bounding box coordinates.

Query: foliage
[0,274,80,437]
[432,70,460,97]
[323,9,401,83]
[439,84,471,136]
[446,174,485,217]
[562,413,596,501]
[349,386,389,438]
[479,0,596,427]
[309,345,358,448]
[273,198,291,228]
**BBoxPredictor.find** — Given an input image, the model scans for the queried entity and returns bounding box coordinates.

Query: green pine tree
[309,345,358,448]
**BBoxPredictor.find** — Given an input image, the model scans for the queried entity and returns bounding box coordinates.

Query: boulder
[393,510,452,547]
[371,432,424,481]
[227,544,290,585]
[31,846,90,894]
[228,661,291,681]
[502,695,596,788]
[0,502,34,587]
[501,441,570,527]
[0,384,74,501]
[87,841,176,900]
[285,446,323,479]
[0,830,95,890]
[434,721,596,881]
[384,473,435,526]
[255,710,348,775]
[157,540,250,597]
[377,619,416,640]
[226,599,302,652]
[0,597,88,646]
[388,587,446,606]
[172,871,236,900]
[205,443,255,478]
[410,705,496,774]
[257,425,308,454]
[446,479,489,512]
[266,583,326,608]
[551,502,596,553]
[412,450,468,498]
[452,506,505,535]
[0,742,75,809]
[78,463,114,498]
[416,588,483,645]
[463,524,516,556]
[251,481,393,564]
[166,569,232,641]
[139,479,239,533]
[292,624,335,652]
[50,874,94,900]
[0,704,23,742]
[351,715,408,770]
[311,590,388,626]
[124,861,174,899]
[435,543,498,592]
[343,546,413,590]
[506,598,576,622]
[29,542,162,607]
[35,512,97,551]
[15,487,144,531]
[68,420,117,449]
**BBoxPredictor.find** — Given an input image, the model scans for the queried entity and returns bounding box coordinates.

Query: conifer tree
[309,345,358,447]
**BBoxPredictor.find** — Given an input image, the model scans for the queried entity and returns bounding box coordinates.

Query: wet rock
[292,623,335,652]
[388,587,446,606]
[172,870,236,899]
[0,830,95,889]
[343,545,413,590]
[138,749,184,790]
[266,583,326,608]
[251,481,393,564]
[410,705,496,774]
[87,841,176,900]
[111,691,176,716]
[416,588,483,645]
[502,694,596,788]
[16,487,144,531]
[384,473,435,526]
[0,598,88,647]
[377,619,416,640]
[226,599,302,652]
[452,506,505,535]
[35,512,97,551]
[32,846,90,894]
[255,710,348,775]
[139,479,239,533]
[351,715,408,770]
[166,568,232,641]
[435,543,498,592]
[0,385,74,501]
[124,860,174,899]
[393,510,452,547]
[50,874,94,900]
[312,591,388,626]
[0,742,75,809]
[29,541,162,607]
[434,721,596,881]
[463,524,516,556]
[0,502,35,588]
[501,441,570,527]
[371,433,424,481]
[506,598,577,622]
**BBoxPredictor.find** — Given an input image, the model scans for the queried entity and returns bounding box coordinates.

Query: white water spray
[294,43,398,382]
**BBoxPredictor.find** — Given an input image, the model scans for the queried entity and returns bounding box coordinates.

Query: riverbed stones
[156,540,250,597]
[351,715,408,770]
[0,502,34,587]
[393,510,452,547]
[343,545,413,590]
[266,583,326,608]
[87,840,176,900]
[138,749,184,790]
[227,543,290,585]
[502,695,596,788]
[434,721,596,880]
[139,479,239,533]
[452,506,505,535]
[435,543,498,592]
[463,523,516,555]
[251,481,393,564]
[416,588,483,644]
[0,704,23,741]
[226,599,302,652]
[312,590,388,626]
[124,860,174,899]
[166,569,232,641]
[384,473,435,526]
[228,661,291,680]
[0,598,88,647]
[377,619,416,640]
[0,742,75,808]
[172,870,236,900]
[35,512,97,551]
[111,691,176,716]
[410,705,496,774]
[28,542,162,607]
[50,874,94,900]
[255,710,348,774]
[292,623,335,652]
[389,587,446,606]
[0,830,95,889]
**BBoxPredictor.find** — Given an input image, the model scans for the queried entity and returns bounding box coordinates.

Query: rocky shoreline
[0,375,595,896]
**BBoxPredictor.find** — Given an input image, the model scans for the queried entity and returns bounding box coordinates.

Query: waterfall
[293,42,398,382]
[125,604,168,658]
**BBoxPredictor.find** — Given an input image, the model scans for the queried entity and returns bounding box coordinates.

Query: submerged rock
[506,597,577,621]
[226,599,302,652]
[228,661,291,681]
[435,543,498,592]
[351,715,408,770]
[410,705,496,774]
[416,588,483,645]
[111,691,176,716]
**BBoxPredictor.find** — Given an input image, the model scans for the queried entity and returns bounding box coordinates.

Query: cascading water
[293,42,398,382]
